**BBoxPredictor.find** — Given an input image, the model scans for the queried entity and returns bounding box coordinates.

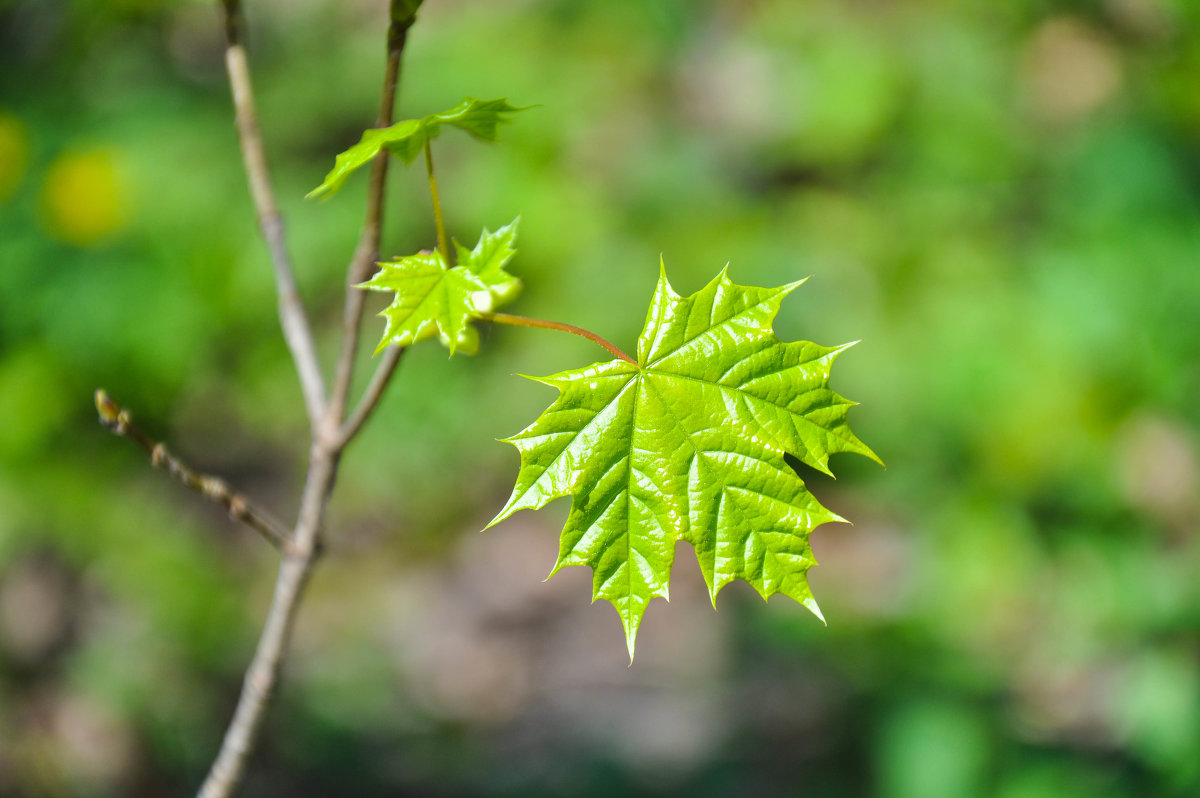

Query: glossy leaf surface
[360,219,521,355]
[489,266,880,658]
[308,97,526,199]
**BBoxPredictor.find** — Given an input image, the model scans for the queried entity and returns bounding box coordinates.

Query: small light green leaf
[308,98,527,199]
[489,265,880,659]
[454,217,521,312]
[360,218,522,355]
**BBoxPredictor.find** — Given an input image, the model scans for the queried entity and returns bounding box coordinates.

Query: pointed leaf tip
[803,596,827,625]
[781,275,810,294]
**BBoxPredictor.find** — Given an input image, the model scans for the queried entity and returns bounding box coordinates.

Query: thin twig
[327,18,409,427]
[336,345,406,448]
[480,312,638,364]
[221,0,325,426]
[424,138,451,264]
[94,390,292,551]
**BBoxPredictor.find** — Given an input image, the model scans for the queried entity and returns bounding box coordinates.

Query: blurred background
[2,0,1200,795]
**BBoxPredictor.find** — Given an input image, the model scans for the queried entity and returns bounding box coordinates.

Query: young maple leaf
[308,97,527,199]
[488,264,881,659]
[359,219,521,355]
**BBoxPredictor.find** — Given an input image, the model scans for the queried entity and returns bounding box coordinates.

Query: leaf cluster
[307,86,877,660]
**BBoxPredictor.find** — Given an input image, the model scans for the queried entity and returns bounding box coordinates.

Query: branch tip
[95,389,120,426]
[93,390,293,553]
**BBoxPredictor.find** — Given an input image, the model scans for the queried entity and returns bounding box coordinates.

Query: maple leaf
[488,265,880,659]
[360,218,521,355]
[308,97,527,199]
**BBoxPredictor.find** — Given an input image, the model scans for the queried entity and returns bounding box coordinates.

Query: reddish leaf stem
[480,312,636,364]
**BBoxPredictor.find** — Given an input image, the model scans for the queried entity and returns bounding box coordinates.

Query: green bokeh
[2,0,1198,795]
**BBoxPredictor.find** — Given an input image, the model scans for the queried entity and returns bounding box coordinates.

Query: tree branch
[196,4,420,797]
[327,16,409,427]
[221,0,326,426]
[94,390,293,551]
[196,443,337,798]
[336,344,405,448]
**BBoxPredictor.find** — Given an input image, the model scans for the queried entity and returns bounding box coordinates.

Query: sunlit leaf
[489,265,880,659]
[360,218,522,355]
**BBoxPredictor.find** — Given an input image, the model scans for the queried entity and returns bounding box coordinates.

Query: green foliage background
[2,0,1199,796]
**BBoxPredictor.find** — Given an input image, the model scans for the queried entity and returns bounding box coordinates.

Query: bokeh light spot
[40,148,130,246]
[0,112,29,202]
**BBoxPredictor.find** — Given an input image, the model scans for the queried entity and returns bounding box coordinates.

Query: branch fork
[95,2,413,796]
[95,2,624,794]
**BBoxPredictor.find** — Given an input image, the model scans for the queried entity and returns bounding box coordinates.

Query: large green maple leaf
[359,219,521,355]
[488,265,880,659]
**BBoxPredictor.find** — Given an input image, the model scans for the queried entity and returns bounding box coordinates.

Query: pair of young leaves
[313,98,879,659]
[309,98,525,354]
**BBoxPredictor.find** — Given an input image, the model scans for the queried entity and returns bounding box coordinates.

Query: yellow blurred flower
[0,113,29,203]
[40,149,130,246]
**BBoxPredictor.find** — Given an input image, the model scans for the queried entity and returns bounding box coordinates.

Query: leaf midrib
[642,289,781,368]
